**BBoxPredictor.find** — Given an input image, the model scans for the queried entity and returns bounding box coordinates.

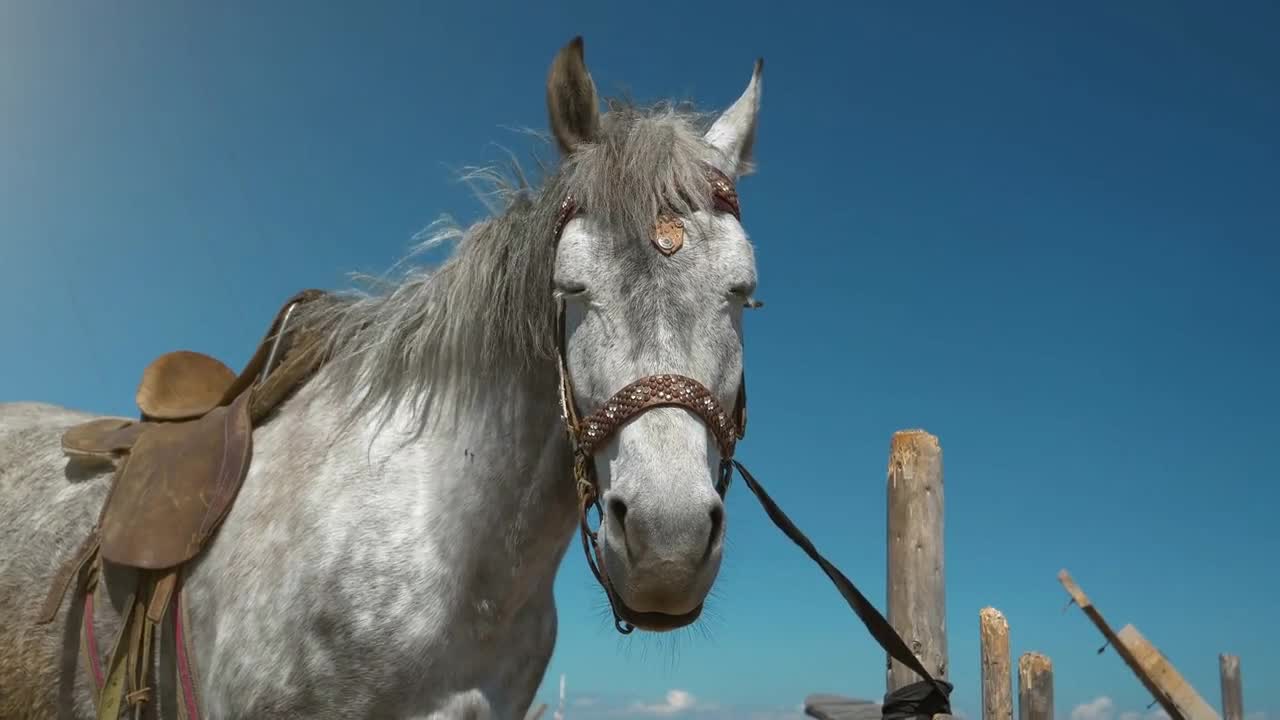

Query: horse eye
[728,283,762,309]
[556,282,587,297]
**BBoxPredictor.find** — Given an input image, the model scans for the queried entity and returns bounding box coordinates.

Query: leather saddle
[37,288,329,720]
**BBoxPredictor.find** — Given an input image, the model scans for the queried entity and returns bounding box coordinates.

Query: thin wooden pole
[1218,654,1243,720]
[1058,570,1219,720]
[1018,652,1054,720]
[980,607,1013,720]
[886,429,948,696]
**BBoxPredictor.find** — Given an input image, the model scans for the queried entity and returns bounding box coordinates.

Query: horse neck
[270,358,580,604]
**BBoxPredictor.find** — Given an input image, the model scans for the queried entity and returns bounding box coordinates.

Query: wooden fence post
[1018,652,1054,720]
[1219,654,1243,720]
[980,607,1013,720]
[886,429,949,719]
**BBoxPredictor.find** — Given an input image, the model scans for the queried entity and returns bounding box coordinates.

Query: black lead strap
[728,460,953,719]
[881,679,955,720]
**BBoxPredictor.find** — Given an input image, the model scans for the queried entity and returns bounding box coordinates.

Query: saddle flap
[136,350,237,421]
[62,418,148,461]
[99,390,254,570]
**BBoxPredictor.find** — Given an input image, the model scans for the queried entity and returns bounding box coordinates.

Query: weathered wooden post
[1018,652,1054,720]
[886,429,949,718]
[1058,570,1219,720]
[1218,654,1243,720]
[980,607,1013,720]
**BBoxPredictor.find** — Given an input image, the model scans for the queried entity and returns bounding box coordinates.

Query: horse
[0,36,766,719]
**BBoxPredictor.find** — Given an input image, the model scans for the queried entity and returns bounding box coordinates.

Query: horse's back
[0,401,114,719]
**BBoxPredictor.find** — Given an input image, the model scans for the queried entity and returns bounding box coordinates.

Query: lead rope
[726,459,953,717]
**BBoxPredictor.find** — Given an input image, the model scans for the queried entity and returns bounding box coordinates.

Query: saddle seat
[38,289,329,720]
[58,350,237,466]
[135,350,237,421]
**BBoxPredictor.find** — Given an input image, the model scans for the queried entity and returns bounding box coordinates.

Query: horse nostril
[708,503,724,547]
[607,496,628,530]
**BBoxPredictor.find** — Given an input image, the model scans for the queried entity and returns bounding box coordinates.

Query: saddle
[36,289,329,720]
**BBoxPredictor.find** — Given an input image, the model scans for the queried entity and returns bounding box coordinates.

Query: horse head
[546,37,763,632]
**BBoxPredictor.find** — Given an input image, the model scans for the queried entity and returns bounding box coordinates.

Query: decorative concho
[652,213,685,256]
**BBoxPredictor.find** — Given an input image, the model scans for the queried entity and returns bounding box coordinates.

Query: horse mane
[293,99,730,431]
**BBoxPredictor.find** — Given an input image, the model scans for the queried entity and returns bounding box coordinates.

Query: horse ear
[704,59,764,177]
[546,36,601,155]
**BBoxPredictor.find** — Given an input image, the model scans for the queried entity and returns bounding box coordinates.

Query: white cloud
[1072,696,1115,720]
[599,689,808,719]
[550,690,817,720]
[1072,697,1185,720]
[626,689,699,716]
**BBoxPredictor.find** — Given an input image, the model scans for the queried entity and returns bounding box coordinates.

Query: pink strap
[81,587,104,691]
[173,583,202,720]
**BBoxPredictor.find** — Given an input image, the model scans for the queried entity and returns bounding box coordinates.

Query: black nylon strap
[882,679,955,720]
[730,460,953,710]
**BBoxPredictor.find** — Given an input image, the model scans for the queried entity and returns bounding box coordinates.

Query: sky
[2,1,1277,719]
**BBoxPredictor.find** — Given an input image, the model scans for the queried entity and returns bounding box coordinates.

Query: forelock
[557,101,721,239]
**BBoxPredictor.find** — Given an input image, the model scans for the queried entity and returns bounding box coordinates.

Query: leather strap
[121,573,158,716]
[729,459,952,706]
[36,530,101,624]
[247,327,327,424]
[217,288,328,411]
[146,571,177,625]
[71,562,199,720]
[97,585,140,720]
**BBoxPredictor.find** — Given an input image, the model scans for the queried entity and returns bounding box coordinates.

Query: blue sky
[2,1,1277,719]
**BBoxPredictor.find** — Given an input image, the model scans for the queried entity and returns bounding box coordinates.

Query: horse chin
[598,549,718,632]
[616,602,704,632]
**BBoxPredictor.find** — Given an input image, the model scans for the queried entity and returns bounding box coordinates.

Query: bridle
[548,162,954,717]
[551,163,747,634]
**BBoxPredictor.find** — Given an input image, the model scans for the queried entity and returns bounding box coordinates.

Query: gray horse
[0,36,763,719]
